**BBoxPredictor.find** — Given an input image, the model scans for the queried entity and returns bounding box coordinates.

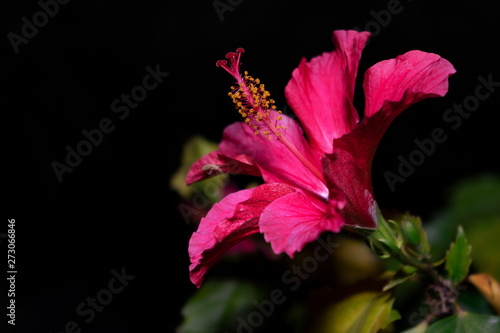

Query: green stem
[392,247,442,284]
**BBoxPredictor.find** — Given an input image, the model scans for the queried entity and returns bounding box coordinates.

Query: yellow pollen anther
[225,69,287,141]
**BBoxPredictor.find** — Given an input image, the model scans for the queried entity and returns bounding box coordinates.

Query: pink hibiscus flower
[186,30,455,287]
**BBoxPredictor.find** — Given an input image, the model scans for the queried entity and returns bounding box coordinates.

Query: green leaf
[401,321,428,333]
[465,217,500,281]
[388,309,402,325]
[426,312,500,333]
[426,175,500,279]
[310,292,400,333]
[178,279,264,333]
[382,270,416,292]
[432,256,446,267]
[445,225,472,285]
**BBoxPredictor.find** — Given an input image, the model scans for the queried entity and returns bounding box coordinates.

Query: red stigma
[216,48,245,78]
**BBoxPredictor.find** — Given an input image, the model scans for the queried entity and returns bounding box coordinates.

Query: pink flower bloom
[187,30,455,287]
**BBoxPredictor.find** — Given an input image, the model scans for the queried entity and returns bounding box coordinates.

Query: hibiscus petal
[364,50,456,118]
[188,183,296,287]
[188,189,253,270]
[259,191,345,257]
[186,150,261,186]
[219,112,328,199]
[326,50,455,229]
[285,30,370,154]
[337,50,456,171]
[322,151,377,229]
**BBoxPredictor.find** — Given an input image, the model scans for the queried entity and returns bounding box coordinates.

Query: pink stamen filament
[271,124,326,183]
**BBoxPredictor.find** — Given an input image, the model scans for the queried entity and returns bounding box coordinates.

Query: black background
[3,0,500,332]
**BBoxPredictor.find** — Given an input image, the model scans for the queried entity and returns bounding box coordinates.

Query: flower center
[217,48,325,183]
